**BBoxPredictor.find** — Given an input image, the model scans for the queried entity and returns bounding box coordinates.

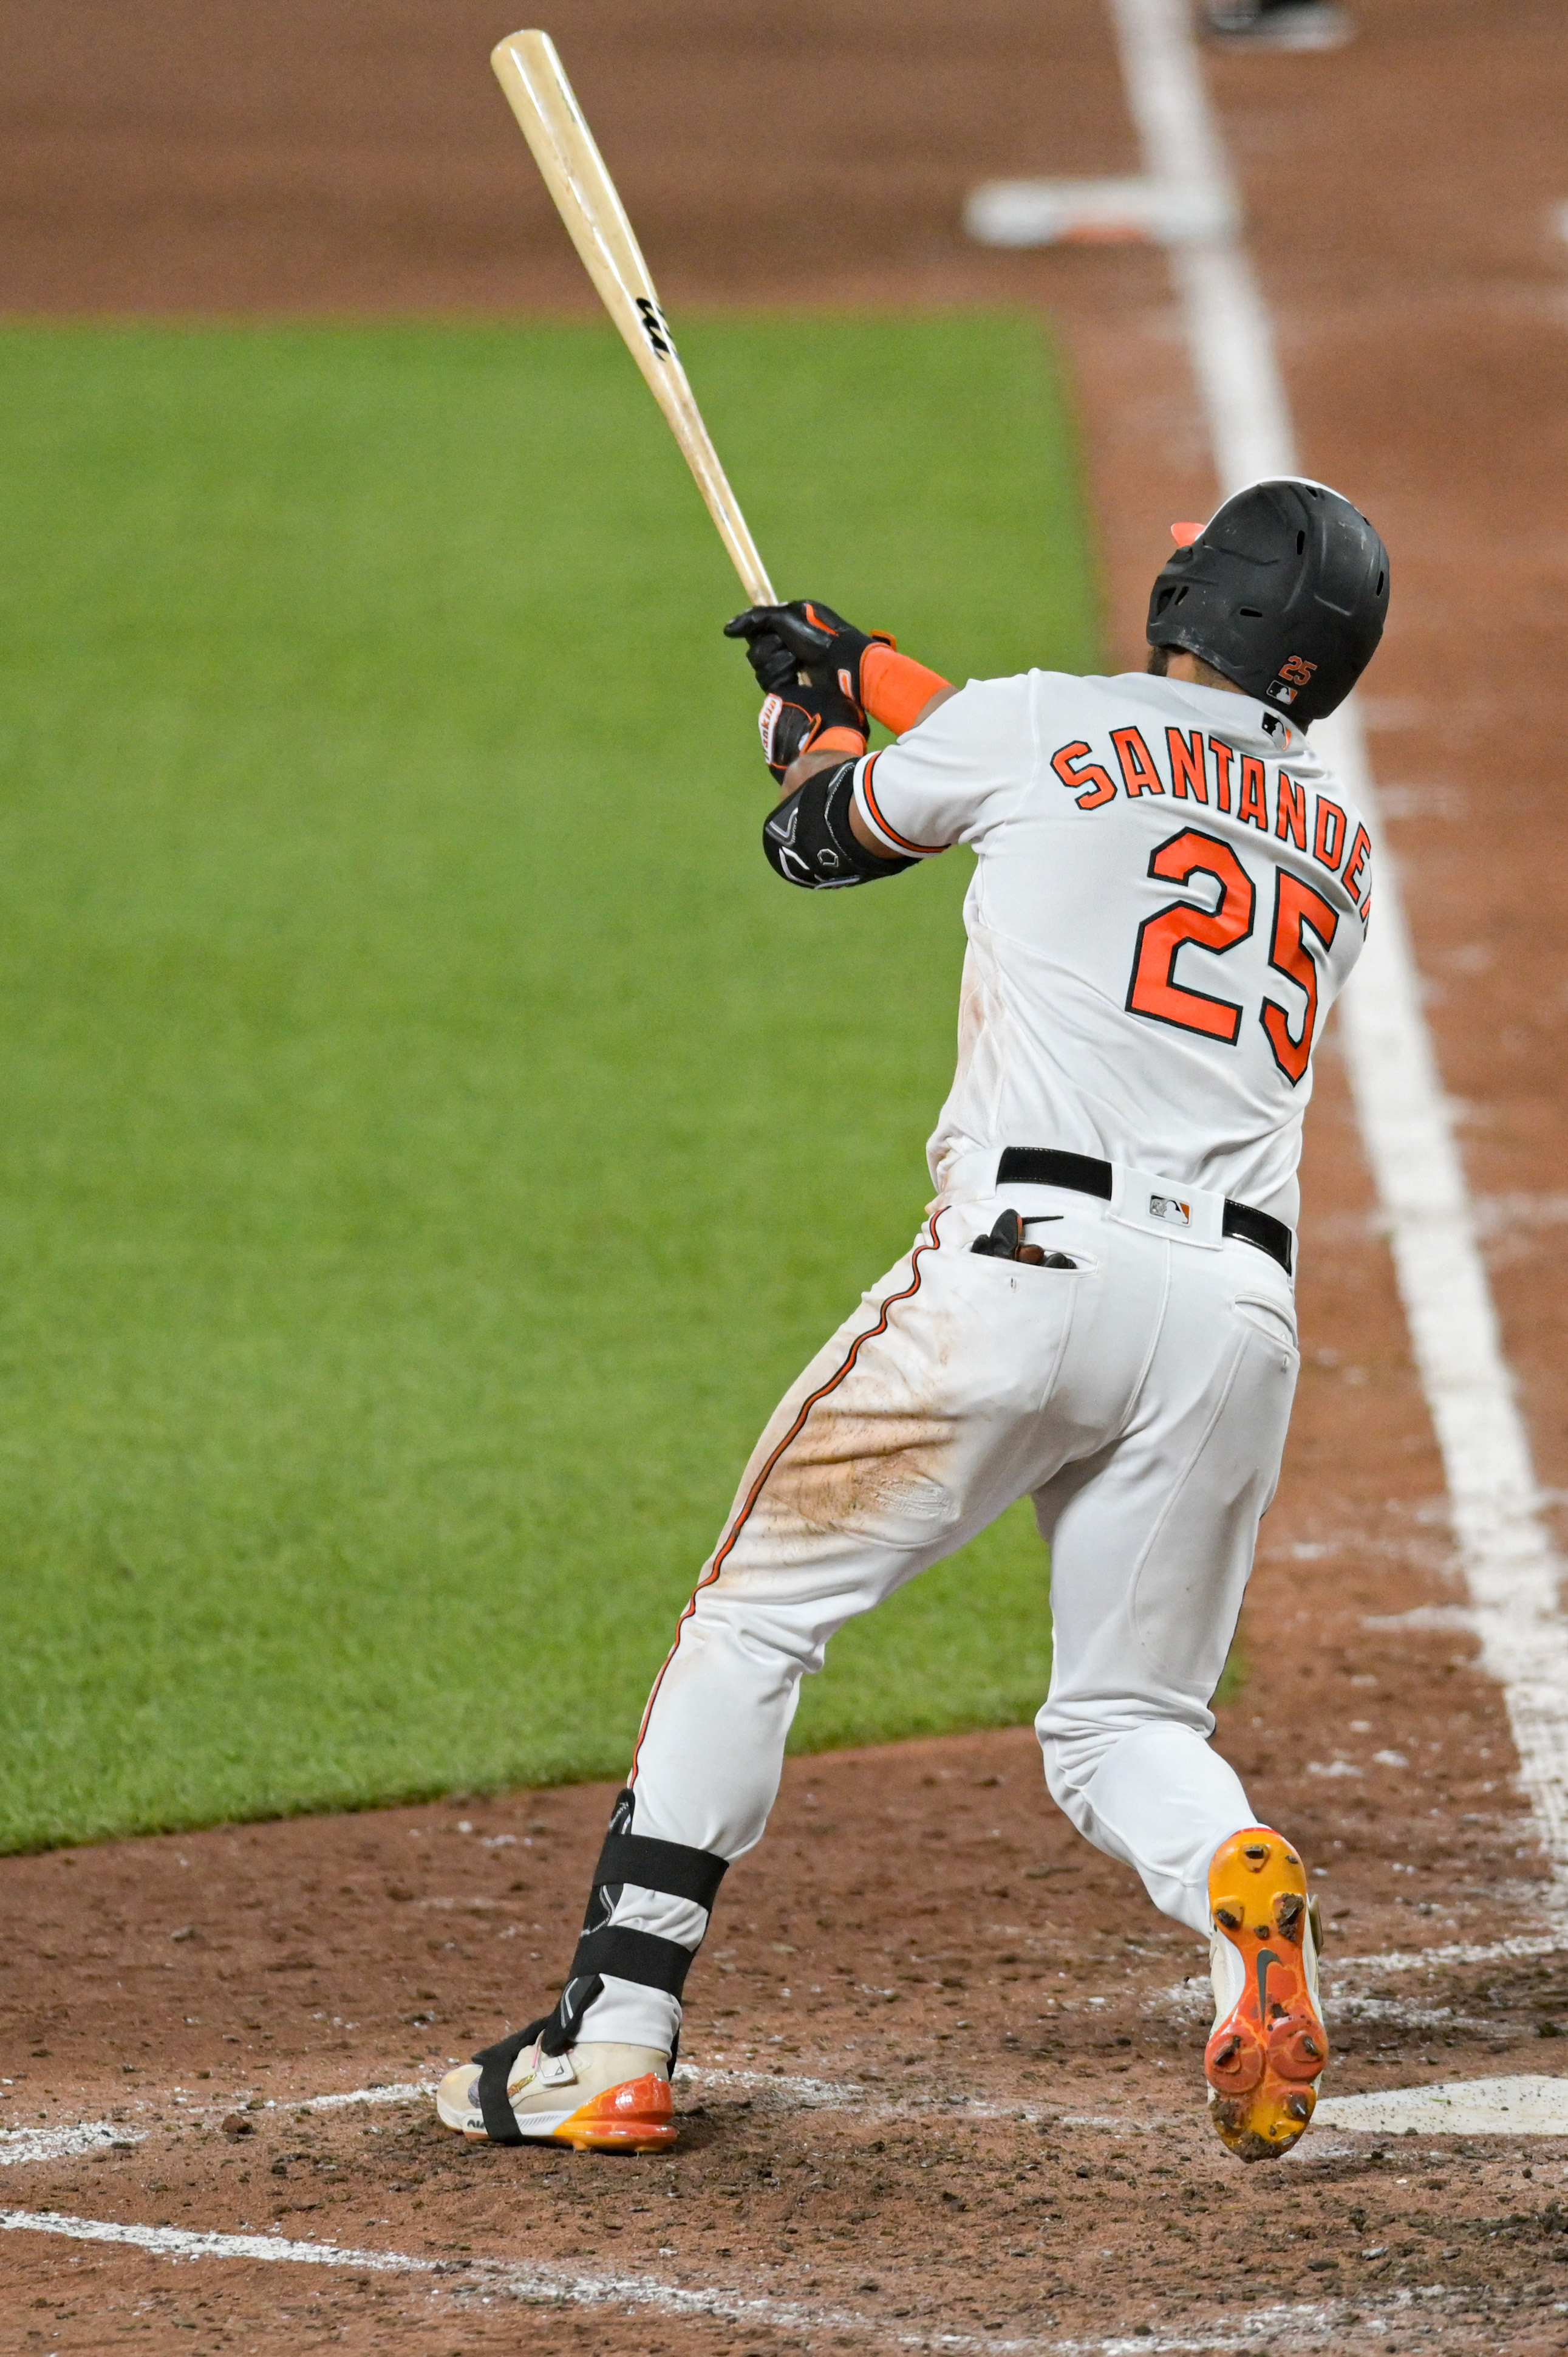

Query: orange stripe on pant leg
[628,1209,949,1784]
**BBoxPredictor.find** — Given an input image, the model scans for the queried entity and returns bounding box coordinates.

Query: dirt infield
[5,0,1568,2348]
[0,1699,1561,2354]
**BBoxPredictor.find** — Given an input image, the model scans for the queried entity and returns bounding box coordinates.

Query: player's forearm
[778,745,857,798]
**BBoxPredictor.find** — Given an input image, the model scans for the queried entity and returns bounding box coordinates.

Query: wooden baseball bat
[491,30,777,607]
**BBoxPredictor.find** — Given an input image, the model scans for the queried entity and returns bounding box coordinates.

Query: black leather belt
[995,1147,1294,1276]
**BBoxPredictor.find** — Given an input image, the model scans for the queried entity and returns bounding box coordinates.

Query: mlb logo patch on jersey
[1110,1166,1225,1249]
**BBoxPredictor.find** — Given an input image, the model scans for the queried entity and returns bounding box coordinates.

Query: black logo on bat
[636,297,676,361]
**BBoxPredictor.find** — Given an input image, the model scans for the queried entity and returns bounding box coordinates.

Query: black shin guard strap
[593,1830,729,1912]
[471,2026,543,2147]
[568,1925,697,1994]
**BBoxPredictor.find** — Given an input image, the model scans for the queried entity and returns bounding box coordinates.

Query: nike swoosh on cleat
[1256,1946,1279,2020]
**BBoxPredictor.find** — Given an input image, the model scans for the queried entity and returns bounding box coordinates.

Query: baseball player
[437,477,1388,2164]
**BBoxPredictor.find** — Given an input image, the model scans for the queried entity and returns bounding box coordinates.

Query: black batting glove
[729,623,799,699]
[724,603,874,784]
[724,600,895,709]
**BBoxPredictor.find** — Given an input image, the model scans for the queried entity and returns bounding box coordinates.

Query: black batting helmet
[1147,478,1389,727]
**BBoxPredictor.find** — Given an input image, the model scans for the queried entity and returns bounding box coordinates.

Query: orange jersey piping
[854,753,948,859]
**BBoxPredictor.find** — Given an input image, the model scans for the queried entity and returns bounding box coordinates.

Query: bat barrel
[492,31,776,607]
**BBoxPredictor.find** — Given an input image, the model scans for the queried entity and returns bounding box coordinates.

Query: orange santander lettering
[1112,726,1163,797]
[1210,738,1235,815]
[1343,823,1371,903]
[1051,740,1118,811]
[1166,728,1208,801]
[1238,756,1267,830]
[1275,773,1307,850]
[1313,797,1346,871]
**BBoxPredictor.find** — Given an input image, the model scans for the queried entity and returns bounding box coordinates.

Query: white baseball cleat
[435,2037,676,2152]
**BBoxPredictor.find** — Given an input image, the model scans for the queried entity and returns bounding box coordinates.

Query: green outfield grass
[0,315,1100,1850]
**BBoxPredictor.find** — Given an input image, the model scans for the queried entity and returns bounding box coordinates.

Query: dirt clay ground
[5,1,1568,2350]
[2,1695,1567,2356]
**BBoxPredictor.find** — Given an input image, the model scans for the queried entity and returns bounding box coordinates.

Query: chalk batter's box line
[0,2203,1416,2355]
[1,2063,1558,2352]
[9,1937,1567,2169]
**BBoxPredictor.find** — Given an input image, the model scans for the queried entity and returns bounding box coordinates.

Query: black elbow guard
[762,761,917,890]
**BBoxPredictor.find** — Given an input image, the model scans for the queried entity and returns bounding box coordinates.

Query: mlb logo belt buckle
[1108,1163,1226,1249]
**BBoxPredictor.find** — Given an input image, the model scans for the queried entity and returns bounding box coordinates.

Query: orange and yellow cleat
[1204,1825,1327,2162]
[435,2039,677,2153]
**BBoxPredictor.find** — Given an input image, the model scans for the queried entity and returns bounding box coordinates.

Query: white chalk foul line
[1108,0,1296,491]
[1332,745,1568,1887]
[1106,0,1568,1898]
[0,2121,136,2167]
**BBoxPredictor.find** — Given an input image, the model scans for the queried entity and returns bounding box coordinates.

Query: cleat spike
[1276,1890,1306,1940]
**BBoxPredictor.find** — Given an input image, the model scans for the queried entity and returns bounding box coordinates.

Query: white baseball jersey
[851,669,1371,1230]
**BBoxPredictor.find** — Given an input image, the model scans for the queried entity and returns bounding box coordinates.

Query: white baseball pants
[579,1181,1300,2052]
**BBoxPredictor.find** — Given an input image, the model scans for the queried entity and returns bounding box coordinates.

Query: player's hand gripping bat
[491,30,777,606]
